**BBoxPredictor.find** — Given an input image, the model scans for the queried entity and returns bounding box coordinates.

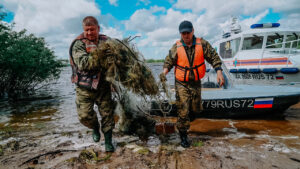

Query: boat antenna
[230,16,241,34]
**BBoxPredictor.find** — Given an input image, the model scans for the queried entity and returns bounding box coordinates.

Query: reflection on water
[0,65,300,153]
[0,67,79,140]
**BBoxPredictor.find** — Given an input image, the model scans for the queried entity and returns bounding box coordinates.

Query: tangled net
[91,37,161,138]
[92,38,159,97]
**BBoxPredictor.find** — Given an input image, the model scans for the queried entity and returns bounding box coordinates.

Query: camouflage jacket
[70,34,110,90]
[71,34,110,71]
[163,36,222,80]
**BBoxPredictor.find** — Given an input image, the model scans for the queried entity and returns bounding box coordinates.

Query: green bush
[0,8,63,97]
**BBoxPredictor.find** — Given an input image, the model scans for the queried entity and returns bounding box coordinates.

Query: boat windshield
[266,34,283,48]
[286,33,300,49]
[242,35,263,50]
[219,38,241,59]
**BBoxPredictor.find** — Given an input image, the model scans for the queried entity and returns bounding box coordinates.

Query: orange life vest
[175,38,206,82]
[69,33,108,90]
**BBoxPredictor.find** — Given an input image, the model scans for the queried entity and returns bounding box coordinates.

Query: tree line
[146,59,164,63]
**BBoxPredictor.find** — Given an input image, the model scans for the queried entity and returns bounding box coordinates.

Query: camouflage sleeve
[201,39,222,69]
[71,40,101,71]
[163,43,177,71]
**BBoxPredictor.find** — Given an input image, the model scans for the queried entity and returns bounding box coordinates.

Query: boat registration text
[202,99,254,109]
[234,73,276,80]
[202,98,274,109]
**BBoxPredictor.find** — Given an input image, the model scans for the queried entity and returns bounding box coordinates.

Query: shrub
[0,8,63,98]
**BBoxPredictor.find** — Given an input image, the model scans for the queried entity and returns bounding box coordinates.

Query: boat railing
[260,39,300,68]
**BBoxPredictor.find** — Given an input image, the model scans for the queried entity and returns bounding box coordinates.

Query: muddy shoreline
[1,103,300,169]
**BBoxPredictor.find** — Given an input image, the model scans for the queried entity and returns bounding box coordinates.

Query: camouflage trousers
[175,80,203,133]
[75,83,115,133]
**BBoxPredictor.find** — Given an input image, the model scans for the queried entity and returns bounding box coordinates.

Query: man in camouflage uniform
[69,16,115,152]
[161,20,224,148]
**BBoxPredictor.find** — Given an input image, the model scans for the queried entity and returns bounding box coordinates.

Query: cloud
[279,13,300,29]
[3,0,100,34]
[2,0,300,60]
[2,0,124,59]
[125,0,300,59]
[130,8,200,59]
[101,24,123,39]
[2,0,100,58]
[109,0,118,7]
[125,9,157,32]
[239,9,269,29]
[125,6,165,32]
[128,8,197,46]
[174,0,300,17]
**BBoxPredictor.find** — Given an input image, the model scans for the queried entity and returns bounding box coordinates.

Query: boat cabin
[217,25,300,63]
[211,22,300,85]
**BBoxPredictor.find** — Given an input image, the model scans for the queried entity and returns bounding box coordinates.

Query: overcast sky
[1,0,300,60]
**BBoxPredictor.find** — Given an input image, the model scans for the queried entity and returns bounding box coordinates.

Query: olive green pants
[175,81,203,133]
[75,84,115,133]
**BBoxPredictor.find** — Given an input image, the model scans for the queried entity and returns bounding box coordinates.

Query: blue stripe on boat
[262,68,278,74]
[280,68,299,74]
[237,68,248,73]
[248,68,261,73]
[230,69,238,73]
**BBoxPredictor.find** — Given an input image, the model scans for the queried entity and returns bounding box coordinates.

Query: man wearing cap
[161,20,224,148]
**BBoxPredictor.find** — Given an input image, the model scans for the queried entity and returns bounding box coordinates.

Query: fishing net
[91,37,164,138]
[92,38,159,97]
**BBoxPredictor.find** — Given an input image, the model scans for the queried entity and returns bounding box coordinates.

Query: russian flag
[254,98,273,109]
[276,76,284,80]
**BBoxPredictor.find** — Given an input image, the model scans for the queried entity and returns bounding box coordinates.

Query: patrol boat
[212,17,300,86]
[148,64,300,118]
[150,81,300,118]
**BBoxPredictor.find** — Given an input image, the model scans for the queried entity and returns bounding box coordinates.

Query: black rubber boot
[92,125,100,142]
[104,130,114,152]
[179,131,190,148]
[189,112,197,122]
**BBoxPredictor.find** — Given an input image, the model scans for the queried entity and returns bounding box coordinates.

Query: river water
[0,64,300,168]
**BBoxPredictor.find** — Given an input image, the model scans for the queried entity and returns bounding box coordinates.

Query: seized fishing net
[92,38,159,97]
[92,37,160,139]
[114,89,156,140]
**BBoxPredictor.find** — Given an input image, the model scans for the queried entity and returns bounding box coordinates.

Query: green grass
[192,141,204,147]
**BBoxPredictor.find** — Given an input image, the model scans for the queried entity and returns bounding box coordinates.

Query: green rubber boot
[92,126,100,142]
[104,130,114,152]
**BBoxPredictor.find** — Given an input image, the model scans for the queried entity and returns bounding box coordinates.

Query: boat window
[219,38,241,59]
[286,33,299,49]
[242,36,263,50]
[266,34,283,48]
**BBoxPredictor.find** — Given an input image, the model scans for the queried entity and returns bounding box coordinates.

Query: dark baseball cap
[179,20,193,33]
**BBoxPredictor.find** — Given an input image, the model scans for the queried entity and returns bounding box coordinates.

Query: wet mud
[1,104,300,169]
